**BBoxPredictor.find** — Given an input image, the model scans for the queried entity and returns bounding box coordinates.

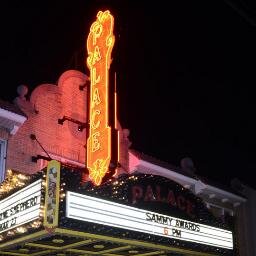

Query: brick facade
[6,70,130,176]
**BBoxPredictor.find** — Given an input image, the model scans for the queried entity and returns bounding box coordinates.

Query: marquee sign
[66,191,233,250]
[86,10,115,186]
[0,179,42,234]
[0,168,235,256]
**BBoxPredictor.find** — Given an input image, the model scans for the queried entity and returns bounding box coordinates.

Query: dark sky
[1,1,256,189]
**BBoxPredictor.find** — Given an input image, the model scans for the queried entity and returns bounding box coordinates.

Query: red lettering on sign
[167,190,176,206]
[177,195,186,210]
[132,185,143,204]
[130,184,195,218]
[144,185,155,201]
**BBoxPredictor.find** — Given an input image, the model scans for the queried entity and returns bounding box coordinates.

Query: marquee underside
[0,228,216,256]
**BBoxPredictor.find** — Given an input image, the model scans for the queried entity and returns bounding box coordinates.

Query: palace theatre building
[0,10,253,256]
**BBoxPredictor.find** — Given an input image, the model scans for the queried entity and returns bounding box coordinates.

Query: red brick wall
[0,128,9,140]
[6,70,130,176]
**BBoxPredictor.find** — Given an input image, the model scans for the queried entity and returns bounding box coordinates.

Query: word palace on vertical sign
[86,10,115,186]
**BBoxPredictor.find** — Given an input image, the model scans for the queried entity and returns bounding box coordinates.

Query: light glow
[0,170,30,196]
[86,10,115,185]
[66,191,233,250]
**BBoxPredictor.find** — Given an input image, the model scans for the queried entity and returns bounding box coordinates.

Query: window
[0,139,7,183]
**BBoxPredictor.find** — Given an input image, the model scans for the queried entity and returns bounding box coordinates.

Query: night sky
[1,1,256,189]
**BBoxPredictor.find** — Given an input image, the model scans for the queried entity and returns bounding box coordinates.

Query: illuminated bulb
[18,182,25,187]
[7,169,12,175]
[12,176,18,183]
[7,230,15,236]
[31,221,41,228]
[16,227,27,233]
[17,174,29,180]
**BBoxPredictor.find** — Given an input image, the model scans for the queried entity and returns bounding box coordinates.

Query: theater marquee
[66,191,233,250]
[0,166,234,256]
[0,8,238,256]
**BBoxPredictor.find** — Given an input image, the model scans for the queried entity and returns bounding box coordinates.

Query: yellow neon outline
[0,227,217,256]
[94,245,132,254]
[91,109,101,129]
[86,10,115,185]
[91,67,101,86]
[30,250,52,256]
[0,252,26,256]
[65,245,133,255]
[91,88,101,108]
[54,228,217,256]
[26,239,94,250]
[0,230,47,249]
[43,160,60,228]
[133,252,166,256]
[91,132,101,152]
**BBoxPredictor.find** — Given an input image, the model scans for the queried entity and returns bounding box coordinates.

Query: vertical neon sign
[86,10,115,185]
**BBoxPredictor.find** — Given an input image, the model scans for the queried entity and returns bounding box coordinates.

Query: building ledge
[0,105,27,135]
[129,150,246,206]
